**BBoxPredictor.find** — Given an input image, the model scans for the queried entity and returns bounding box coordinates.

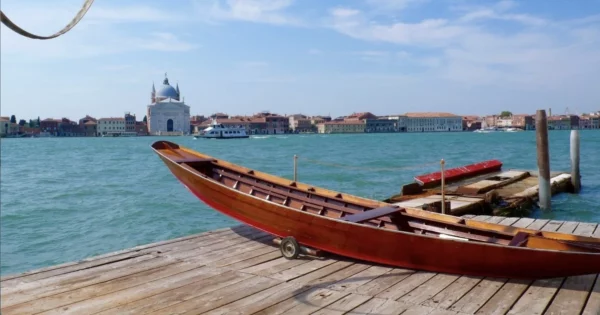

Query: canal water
[1,131,599,275]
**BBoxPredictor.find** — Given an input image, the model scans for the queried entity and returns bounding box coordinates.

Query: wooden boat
[151,140,600,279]
[414,159,503,188]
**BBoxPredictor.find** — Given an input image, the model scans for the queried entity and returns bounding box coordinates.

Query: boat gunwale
[151,140,600,256]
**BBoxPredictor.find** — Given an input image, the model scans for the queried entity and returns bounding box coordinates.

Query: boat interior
[153,141,600,253]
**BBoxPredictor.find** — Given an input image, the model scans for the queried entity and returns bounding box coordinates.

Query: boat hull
[154,152,600,280]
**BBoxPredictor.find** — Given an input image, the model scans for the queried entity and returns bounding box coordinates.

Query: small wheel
[280,236,300,260]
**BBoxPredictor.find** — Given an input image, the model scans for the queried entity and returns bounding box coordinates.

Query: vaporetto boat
[196,119,249,139]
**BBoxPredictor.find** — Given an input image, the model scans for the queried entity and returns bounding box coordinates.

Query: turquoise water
[1,131,599,275]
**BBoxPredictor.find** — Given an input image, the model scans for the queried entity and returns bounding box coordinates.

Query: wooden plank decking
[1,216,599,315]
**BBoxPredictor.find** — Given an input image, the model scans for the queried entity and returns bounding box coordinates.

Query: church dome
[156,75,179,101]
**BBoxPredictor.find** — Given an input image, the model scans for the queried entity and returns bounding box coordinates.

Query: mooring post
[293,155,298,182]
[535,110,551,210]
[570,130,581,193]
[440,159,446,214]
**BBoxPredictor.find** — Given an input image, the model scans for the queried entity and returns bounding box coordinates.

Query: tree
[37,117,41,127]
[143,115,147,123]
[10,115,16,123]
[28,119,35,128]
[500,111,512,118]
[18,119,26,126]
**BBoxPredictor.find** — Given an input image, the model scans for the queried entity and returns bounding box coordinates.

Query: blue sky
[1,0,599,120]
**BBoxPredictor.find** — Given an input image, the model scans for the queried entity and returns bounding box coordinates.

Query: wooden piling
[293,155,298,182]
[440,159,446,214]
[535,110,551,210]
[570,130,581,193]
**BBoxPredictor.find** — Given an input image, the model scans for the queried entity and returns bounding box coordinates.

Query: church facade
[147,74,191,136]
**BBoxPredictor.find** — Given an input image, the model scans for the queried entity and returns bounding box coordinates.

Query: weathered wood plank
[544,274,597,315]
[422,275,483,309]
[353,268,415,296]
[527,219,550,231]
[327,265,392,293]
[474,279,531,315]
[311,293,373,315]
[486,216,505,224]
[224,250,283,271]
[1,259,204,315]
[397,273,459,305]
[40,267,233,315]
[202,282,309,315]
[449,277,507,314]
[472,215,492,222]
[501,218,565,315]
[511,217,535,228]
[93,271,256,314]
[269,258,337,281]
[497,217,520,226]
[582,274,600,315]
[149,275,281,315]
[290,261,371,288]
[593,224,600,238]
[376,271,437,300]
[0,226,238,283]
[557,221,580,234]
[573,223,598,237]
[282,288,351,314]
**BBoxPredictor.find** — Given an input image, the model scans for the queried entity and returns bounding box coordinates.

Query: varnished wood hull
[152,141,600,279]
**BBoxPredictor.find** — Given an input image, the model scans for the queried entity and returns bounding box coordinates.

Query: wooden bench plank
[341,206,404,223]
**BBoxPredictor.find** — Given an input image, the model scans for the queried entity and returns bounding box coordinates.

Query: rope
[297,156,440,172]
[0,0,95,40]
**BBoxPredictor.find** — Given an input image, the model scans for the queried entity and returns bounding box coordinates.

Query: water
[1,131,599,275]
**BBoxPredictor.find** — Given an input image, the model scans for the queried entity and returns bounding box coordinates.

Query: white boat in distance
[196,119,249,139]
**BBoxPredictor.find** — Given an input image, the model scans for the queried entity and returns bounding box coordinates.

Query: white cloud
[325,1,600,91]
[205,0,301,26]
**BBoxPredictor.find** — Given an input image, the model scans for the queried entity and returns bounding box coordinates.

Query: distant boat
[151,140,600,280]
[197,119,249,139]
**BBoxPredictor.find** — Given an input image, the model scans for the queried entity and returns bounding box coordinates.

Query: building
[0,116,10,137]
[40,118,61,136]
[83,121,97,136]
[253,112,288,134]
[496,117,513,127]
[405,112,463,132]
[317,121,365,133]
[344,112,378,121]
[364,119,396,133]
[384,115,408,132]
[135,122,149,135]
[512,114,534,130]
[462,116,481,131]
[288,114,313,133]
[125,112,136,132]
[147,74,191,136]
[97,117,126,136]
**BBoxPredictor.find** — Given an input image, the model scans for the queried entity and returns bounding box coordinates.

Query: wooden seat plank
[341,206,404,223]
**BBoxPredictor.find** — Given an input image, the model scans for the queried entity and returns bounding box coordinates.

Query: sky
[1,0,600,120]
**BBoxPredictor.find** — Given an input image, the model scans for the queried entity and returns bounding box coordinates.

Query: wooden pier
[2,216,599,315]
[386,168,573,217]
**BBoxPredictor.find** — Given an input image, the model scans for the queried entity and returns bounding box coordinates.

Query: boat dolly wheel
[280,236,300,260]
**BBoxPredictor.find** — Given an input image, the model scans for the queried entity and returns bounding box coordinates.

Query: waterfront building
[405,112,463,132]
[385,115,408,132]
[253,112,288,134]
[79,115,97,125]
[288,114,313,133]
[484,115,498,128]
[364,118,396,132]
[135,122,149,136]
[345,112,378,121]
[146,74,191,136]
[462,116,482,131]
[210,113,229,120]
[317,121,365,133]
[125,112,136,133]
[0,116,9,137]
[82,121,97,136]
[591,115,600,129]
[97,117,126,136]
[511,114,534,130]
[40,118,60,136]
[496,117,513,127]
